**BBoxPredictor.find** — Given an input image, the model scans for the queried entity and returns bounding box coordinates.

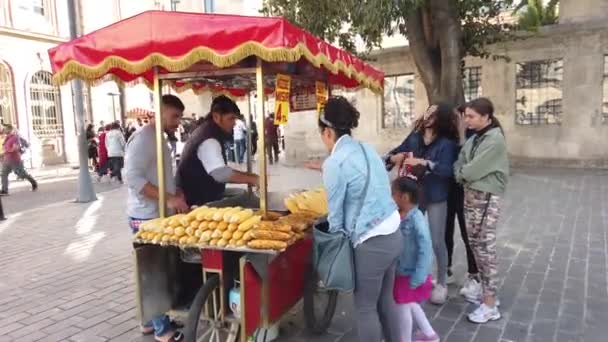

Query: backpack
[18,136,29,154]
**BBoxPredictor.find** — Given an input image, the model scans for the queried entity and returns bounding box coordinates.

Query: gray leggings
[427,201,448,286]
[354,229,403,342]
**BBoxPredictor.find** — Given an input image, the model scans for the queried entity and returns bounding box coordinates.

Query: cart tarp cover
[48,11,384,94]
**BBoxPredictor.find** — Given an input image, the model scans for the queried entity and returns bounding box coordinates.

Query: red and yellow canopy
[48,11,383,93]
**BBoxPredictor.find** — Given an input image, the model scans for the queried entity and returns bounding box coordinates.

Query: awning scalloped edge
[52,41,383,94]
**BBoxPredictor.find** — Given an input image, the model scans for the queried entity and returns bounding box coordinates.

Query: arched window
[30,71,64,137]
[0,61,16,126]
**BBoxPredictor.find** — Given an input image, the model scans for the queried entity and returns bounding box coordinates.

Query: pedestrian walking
[97,124,111,181]
[454,97,509,324]
[392,176,439,342]
[86,124,99,171]
[313,97,402,342]
[264,114,280,164]
[0,124,37,195]
[388,103,460,305]
[106,122,126,183]
[233,118,247,164]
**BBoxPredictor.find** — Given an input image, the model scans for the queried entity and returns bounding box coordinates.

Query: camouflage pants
[464,189,501,298]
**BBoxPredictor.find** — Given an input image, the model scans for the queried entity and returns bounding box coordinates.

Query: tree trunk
[431,0,465,106]
[405,8,441,103]
[405,1,465,106]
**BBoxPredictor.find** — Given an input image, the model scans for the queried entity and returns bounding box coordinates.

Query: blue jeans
[235,139,246,164]
[129,217,174,337]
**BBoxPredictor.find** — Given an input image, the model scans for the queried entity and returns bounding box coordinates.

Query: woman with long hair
[388,103,460,305]
[454,97,509,324]
[315,96,402,341]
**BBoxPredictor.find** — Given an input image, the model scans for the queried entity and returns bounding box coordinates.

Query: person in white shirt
[105,122,126,183]
[233,118,247,164]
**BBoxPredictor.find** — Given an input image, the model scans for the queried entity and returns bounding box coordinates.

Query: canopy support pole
[255,59,268,215]
[153,67,167,218]
[246,92,253,195]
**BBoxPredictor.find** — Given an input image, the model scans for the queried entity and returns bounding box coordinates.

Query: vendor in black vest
[176,96,259,207]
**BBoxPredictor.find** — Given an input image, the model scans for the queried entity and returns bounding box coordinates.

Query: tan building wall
[284,21,608,168]
[0,1,78,167]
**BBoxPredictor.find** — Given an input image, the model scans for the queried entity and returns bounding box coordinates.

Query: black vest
[176,119,229,206]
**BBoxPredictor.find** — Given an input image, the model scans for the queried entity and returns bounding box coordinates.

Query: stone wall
[284,21,608,168]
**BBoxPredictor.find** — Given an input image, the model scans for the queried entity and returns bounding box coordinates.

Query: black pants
[446,180,478,275]
[108,157,124,182]
[266,139,279,164]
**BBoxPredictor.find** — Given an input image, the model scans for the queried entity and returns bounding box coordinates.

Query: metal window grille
[515,59,563,125]
[30,71,64,138]
[0,62,16,126]
[383,74,415,128]
[602,56,608,124]
[463,66,482,102]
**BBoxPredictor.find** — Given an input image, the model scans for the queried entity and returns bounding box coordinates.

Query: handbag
[312,143,371,291]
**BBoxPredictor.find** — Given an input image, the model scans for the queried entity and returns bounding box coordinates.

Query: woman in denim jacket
[317,97,403,342]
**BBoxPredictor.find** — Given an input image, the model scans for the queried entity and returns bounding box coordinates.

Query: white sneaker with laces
[460,276,481,298]
[430,284,448,305]
[468,303,501,323]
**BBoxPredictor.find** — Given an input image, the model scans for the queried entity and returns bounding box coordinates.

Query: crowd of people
[117,91,507,341]
[308,96,509,341]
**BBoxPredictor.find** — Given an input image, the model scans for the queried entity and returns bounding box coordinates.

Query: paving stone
[3,168,607,342]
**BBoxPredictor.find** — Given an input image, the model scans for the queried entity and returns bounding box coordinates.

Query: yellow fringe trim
[53,41,383,93]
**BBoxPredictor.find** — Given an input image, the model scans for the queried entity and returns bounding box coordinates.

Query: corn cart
[48,10,384,342]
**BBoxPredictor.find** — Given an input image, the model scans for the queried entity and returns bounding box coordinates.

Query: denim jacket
[322,135,398,245]
[391,131,458,206]
[396,207,434,287]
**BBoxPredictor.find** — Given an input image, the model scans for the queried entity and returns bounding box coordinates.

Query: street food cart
[48,10,384,342]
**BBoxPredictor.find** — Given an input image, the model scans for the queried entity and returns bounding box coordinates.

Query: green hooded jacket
[454,126,509,195]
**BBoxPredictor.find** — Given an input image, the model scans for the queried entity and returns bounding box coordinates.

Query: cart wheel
[184,275,240,342]
[303,266,338,335]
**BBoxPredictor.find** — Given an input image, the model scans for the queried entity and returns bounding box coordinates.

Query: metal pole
[245,92,253,194]
[119,84,127,124]
[111,96,117,122]
[255,59,267,215]
[68,0,96,203]
[153,67,166,218]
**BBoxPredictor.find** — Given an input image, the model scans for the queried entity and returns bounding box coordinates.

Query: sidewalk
[0,167,607,342]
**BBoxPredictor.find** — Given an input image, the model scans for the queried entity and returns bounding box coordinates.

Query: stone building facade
[284,0,608,168]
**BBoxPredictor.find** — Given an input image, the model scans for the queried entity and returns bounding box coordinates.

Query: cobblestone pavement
[0,167,607,342]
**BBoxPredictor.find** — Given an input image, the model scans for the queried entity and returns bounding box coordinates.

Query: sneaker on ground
[413,330,440,342]
[459,276,481,298]
[467,303,501,324]
[446,269,456,285]
[430,284,448,305]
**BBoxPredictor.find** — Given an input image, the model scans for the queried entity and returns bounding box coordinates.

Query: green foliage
[262,0,517,58]
[514,0,559,31]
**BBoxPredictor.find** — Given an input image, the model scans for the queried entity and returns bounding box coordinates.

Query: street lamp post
[107,92,120,122]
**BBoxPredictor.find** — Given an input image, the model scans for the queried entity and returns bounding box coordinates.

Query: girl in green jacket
[454,97,509,324]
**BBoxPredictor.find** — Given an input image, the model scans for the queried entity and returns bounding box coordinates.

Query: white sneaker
[460,276,481,298]
[468,303,501,323]
[446,272,456,285]
[430,284,448,305]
